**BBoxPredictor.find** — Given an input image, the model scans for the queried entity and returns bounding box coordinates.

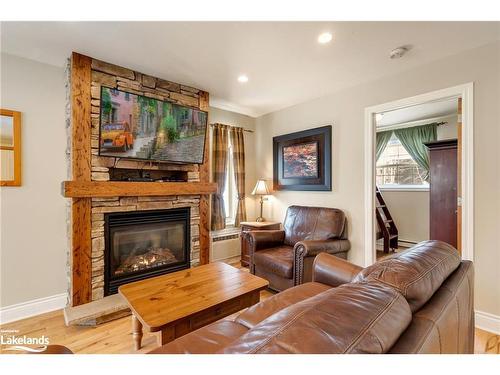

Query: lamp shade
[251,179,271,195]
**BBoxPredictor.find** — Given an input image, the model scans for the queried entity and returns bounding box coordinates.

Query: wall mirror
[1,109,22,186]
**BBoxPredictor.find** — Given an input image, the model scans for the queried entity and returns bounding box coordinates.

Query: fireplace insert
[104,207,190,295]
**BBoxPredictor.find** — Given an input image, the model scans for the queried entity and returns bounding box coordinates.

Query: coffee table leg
[132,314,143,350]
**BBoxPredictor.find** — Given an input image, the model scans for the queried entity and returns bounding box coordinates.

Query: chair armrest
[312,252,363,287]
[245,230,286,253]
[293,239,351,259]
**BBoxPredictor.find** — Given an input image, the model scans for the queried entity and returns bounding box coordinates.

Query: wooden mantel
[62,181,217,198]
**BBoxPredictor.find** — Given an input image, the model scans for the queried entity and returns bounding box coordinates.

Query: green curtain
[376,130,393,161]
[394,123,438,181]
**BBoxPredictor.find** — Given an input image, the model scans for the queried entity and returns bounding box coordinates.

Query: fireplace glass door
[111,221,185,277]
[104,208,190,295]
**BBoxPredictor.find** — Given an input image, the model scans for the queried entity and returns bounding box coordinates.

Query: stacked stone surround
[90,196,201,301]
[73,58,207,301]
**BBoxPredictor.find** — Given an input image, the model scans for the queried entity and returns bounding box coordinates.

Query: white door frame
[363,83,474,266]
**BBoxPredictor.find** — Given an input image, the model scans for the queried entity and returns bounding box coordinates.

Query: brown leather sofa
[246,205,351,291]
[151,240,474,354]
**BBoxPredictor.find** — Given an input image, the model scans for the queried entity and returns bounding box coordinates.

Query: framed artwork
[0,109,22,186]
[273,125,331,191]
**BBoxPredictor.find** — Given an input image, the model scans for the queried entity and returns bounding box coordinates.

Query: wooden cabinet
[425,139,458,248]
[240,221,281,267]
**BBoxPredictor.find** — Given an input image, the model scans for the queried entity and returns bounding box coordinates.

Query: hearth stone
[64,293,130,326]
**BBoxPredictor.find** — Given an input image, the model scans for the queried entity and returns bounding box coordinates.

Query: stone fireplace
[65,53,215,307]
[104,207,191,295]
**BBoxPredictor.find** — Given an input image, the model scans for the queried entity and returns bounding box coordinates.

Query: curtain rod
[377,120,448,133]
[209,123,254,133]
[378,113,456,129]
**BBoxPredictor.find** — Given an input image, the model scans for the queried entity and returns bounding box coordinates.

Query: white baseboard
[375,239,418,250]
[0,293,67,325]
[475,310,500,335]
[398,239,418,248]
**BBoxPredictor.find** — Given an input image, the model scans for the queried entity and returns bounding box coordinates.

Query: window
[376,133,428,189]
[222,141,238,226]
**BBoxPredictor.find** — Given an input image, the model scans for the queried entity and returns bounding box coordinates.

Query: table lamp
[251,179,271,222]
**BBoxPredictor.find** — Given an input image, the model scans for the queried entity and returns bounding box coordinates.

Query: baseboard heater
[210,232,241,262]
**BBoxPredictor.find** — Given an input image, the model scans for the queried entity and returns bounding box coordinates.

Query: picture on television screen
[98,86,208,164]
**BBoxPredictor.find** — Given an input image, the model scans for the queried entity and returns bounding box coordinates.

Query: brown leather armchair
[245,205,350,291]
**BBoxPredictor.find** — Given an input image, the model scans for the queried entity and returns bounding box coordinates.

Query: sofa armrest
[245,230,286,253]
[311,252,363,287]
[292,239,351,285]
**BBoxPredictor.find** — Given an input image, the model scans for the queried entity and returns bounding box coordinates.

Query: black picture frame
[273,125,332,191]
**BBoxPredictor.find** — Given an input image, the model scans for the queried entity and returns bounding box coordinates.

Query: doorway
[364,83,474,266]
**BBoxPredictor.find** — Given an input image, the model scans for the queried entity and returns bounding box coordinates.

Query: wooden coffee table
[119,262,269,350]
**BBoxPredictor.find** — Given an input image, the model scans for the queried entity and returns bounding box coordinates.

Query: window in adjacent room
[376,133,428,189]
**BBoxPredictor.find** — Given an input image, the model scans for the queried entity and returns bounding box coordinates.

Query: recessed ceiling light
[318,32,333,44]
[237,75,249,83]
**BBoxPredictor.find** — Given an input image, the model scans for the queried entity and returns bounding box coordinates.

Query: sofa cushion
[283,205,346,246]
[149,319,249,354]
[221,282,412,354]
[235,282,331,329]
[354,240,461,312]
[253,246,294,279]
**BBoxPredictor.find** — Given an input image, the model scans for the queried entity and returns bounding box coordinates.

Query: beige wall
[255,41,500,317]
[0,53,68,307]
[381,191,430,243]
[437,114,459,140]
[208,107,258,221]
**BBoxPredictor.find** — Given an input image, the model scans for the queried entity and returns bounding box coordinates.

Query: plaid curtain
[230,127,247,226]
[211,124,229,230]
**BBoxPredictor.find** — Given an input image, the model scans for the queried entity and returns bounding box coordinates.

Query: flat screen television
[98,86,208,164]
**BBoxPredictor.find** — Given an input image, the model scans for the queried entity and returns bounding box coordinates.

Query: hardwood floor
[376,245,409,261]
[1,258,497,354]
[475,328,500,354]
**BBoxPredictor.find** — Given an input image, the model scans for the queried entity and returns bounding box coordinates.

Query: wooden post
[198,91,211,265]
[70,52,92,306]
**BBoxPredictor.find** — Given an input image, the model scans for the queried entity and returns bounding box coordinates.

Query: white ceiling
[1,22,499,117]
[377,98,458,127]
